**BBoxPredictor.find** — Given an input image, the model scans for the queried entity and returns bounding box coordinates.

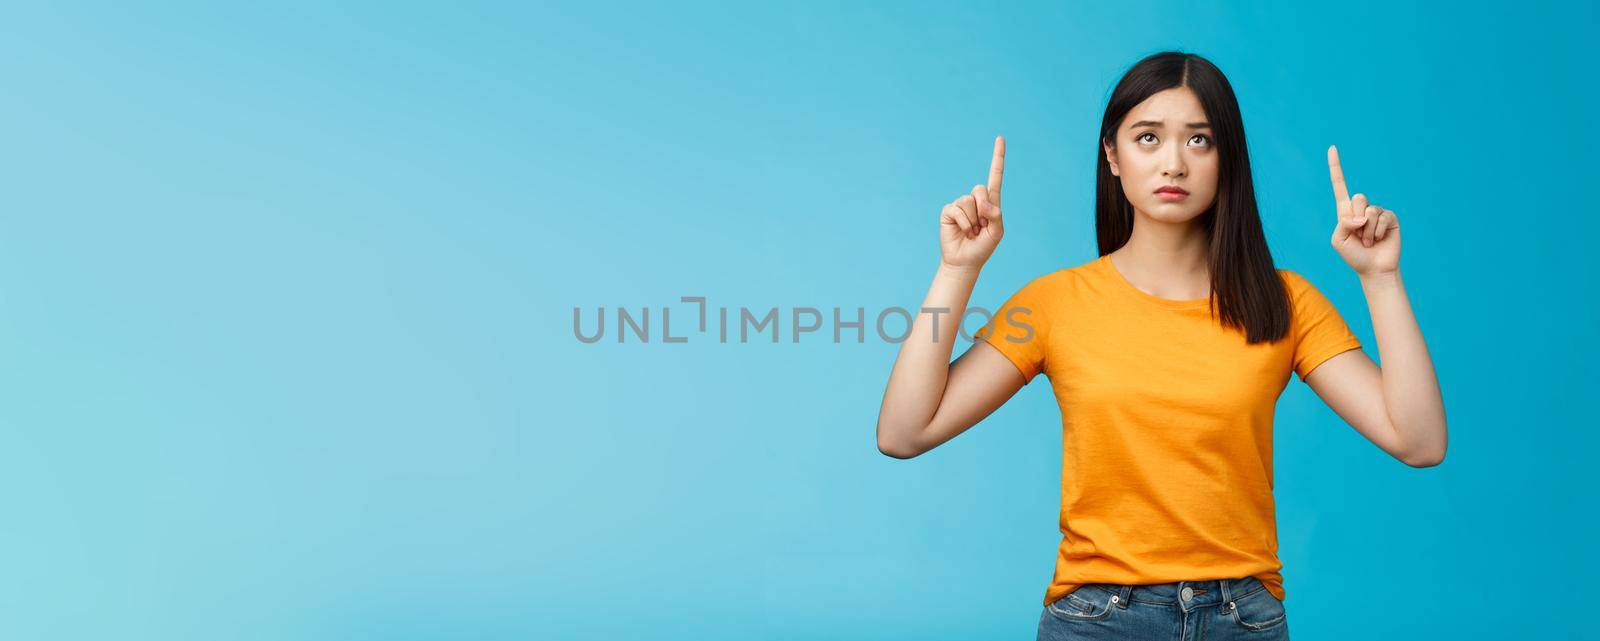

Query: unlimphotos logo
[572,296,1034,345]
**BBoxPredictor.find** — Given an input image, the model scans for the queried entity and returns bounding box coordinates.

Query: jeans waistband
[1081,576,1268,613]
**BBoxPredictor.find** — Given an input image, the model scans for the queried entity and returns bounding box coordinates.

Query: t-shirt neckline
[1097,254,1213,310]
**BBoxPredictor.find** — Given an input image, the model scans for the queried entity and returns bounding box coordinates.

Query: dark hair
[1095,51,1289,344]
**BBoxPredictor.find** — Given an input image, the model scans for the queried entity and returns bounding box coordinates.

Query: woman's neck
[1108,212,1211,300]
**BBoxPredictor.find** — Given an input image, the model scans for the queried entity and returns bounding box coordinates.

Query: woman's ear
[1102,140,1120,177]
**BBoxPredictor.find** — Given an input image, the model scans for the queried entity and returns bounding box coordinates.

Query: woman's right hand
[879,135,1025,459]
[939,135,1006,271]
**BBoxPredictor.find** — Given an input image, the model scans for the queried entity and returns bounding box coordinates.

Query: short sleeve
[1283,270,1363,381]
[973,275,1054,383]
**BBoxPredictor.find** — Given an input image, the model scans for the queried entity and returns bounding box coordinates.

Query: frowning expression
[1102,87,1219,223]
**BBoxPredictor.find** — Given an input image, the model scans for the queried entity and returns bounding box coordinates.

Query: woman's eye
[1188,134,1211,147]
[1136,133,1157,145]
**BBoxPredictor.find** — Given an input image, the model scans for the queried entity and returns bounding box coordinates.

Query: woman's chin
[1136,203,1208,224]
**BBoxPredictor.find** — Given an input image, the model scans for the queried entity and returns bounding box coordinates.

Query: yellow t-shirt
[975,254,1362,607]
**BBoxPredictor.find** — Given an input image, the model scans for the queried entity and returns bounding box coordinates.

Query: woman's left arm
[1303,146,1448,468]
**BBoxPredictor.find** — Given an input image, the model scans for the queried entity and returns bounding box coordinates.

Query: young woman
[875,51,1447,640]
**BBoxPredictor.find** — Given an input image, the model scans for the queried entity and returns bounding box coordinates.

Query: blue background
[2,2,1594,639]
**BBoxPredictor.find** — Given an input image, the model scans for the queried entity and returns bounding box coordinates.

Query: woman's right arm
[876,136,1031,459]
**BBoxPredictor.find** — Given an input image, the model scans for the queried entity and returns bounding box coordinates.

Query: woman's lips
[1155,186,1189,201]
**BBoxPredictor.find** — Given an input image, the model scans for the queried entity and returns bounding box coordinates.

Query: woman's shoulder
[1007,259,1099,297]
[1273,267,1341,311]
[1275,267,1308,292]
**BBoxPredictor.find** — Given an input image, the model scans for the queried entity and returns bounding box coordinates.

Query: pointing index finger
[1327,145,1351,205]
[987,135,1005,205]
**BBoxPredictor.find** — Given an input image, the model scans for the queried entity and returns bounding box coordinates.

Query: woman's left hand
[1326,145,1400,276]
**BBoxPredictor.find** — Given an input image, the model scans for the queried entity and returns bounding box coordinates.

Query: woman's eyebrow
[1127,120,1212,129]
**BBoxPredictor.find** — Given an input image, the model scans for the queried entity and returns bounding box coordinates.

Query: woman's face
[1103,87,1219,224]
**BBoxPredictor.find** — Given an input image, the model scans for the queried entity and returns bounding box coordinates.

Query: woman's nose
[1162,147,1187,177]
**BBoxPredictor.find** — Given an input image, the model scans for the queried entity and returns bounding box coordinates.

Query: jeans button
[1180,587,1194,601]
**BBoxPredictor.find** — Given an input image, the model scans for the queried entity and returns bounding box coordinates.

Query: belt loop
[1220,577,1237,612]
[1116,585,1132,609]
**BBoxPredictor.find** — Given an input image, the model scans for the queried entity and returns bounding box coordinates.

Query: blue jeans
[1036,576,1289,641]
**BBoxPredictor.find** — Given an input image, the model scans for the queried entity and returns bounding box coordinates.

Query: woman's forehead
[1123,87,1206,127]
